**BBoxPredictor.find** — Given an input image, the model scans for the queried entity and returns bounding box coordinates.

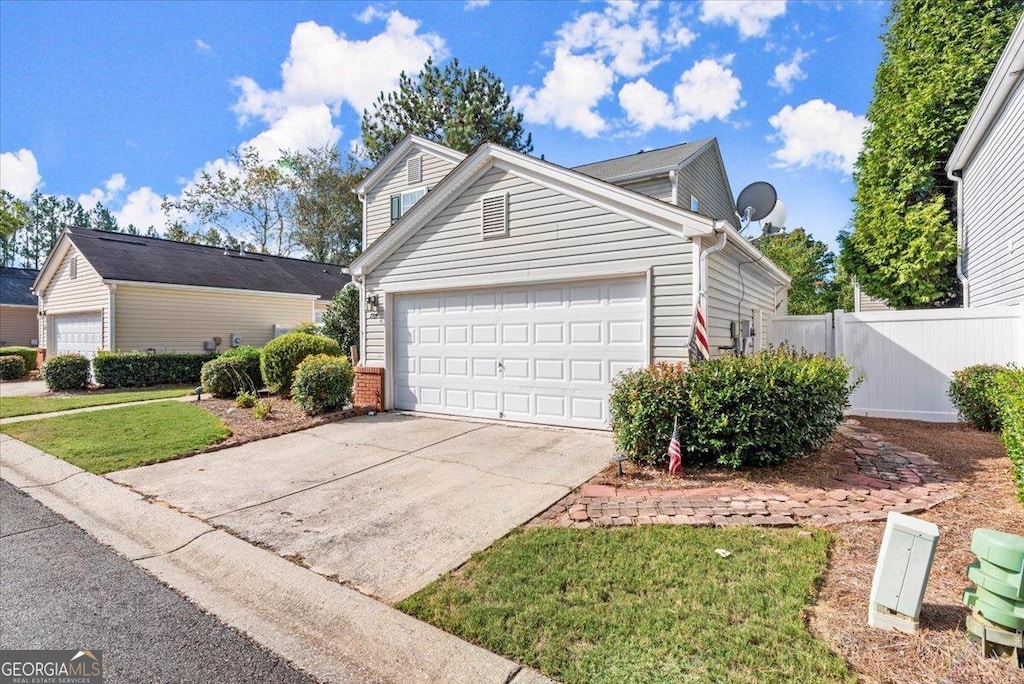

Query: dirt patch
[810,417,1023,684]
[196,397,366,449]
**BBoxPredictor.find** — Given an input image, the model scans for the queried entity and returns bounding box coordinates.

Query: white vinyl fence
[772,305,1024,422]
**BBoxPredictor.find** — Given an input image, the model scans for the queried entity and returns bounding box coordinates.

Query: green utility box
[963,528,1024,666]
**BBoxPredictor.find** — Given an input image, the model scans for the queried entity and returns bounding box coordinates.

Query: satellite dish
[762,199,787,234]
[736,182,777,223]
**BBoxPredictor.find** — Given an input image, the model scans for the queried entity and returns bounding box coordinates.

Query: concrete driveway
[110,413,611,602]
[0,380,47,398]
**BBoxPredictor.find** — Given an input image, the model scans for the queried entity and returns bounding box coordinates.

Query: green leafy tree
[166,146,293,255]
[361,57,533,163]
[321,284,360,359]
[842,0,1022,308]
[0,190,30,266]
[753,228,851,315]
[281,147,366,264]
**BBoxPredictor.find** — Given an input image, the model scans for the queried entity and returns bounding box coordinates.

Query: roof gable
[350,144,719,278]
[355,135,467,196]
[0,266,39,306]
[573,139,711,182]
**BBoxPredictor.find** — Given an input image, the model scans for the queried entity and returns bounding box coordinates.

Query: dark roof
[1,266,39,306]
[64,227,348,300]
[572,140,710,181]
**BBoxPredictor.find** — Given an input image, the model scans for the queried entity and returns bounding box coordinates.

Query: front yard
[0,385,193,418]
[400,525,852,684]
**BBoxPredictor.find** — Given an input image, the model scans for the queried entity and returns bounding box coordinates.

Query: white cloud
[195,38,211,52]
[464,0,490,9]
[556,1,667,78]
[0,149,42,199]
[114,186,167,231]
[700,1,786,39]
[244,104,341,161]
[619,56,743,132]
[768,99,867,174]
[769,48,808,92]
[513,49,615,137]
[78,173,127,210]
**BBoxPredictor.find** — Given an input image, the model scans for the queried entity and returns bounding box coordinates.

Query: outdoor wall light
[365,293,380,313]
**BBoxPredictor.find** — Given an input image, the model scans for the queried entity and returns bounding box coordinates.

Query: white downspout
[947,168,969,307]
[669,169,678,206]
[697,222,729,355]
[358,192,367,251]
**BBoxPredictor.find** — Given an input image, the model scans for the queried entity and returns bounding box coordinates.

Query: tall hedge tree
[752,228,853,314]
[361,57,533,163]
[841,0,1021,308]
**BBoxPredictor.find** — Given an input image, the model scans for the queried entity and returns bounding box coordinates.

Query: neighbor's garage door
[52,312,102,359]
[393,277,648,430]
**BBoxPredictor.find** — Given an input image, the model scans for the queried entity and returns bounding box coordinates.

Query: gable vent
[407,156,422,184]
[481,194,509,239]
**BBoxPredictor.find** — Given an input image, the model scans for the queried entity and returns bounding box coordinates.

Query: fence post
[833,309,845,358]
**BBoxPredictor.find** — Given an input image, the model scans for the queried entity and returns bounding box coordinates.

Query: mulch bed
[810,417,1024,684]
[195,397,366,450]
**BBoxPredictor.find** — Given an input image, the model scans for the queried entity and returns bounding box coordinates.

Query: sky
[0,0,889,252]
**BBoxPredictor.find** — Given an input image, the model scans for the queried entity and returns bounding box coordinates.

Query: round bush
[201,346,262,398]
[949,364,1005,431]
[0,346,37,371]
[260,332,341,394]
[610,347,858,469]
[0,354,27,380]
[41,353,90,391]
[291,354,354,415]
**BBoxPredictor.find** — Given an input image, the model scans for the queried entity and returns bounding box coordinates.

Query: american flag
[688,294,710,364]
[668,417,682,475]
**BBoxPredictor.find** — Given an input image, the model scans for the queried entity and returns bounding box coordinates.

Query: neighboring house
[853,279,892,313]
[947,16,1024,308]
[349,135,790,430]
[0,266,39,347]
[33,227,349,358]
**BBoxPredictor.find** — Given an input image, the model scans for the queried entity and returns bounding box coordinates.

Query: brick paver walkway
[533,421,963,529]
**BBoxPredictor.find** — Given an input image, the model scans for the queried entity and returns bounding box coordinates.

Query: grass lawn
[399,526,852,684]
[0,386,193,418]
[0,401,229,474]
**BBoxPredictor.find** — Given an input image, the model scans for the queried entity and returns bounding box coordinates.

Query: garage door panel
[393,276,648,429]
[52,312,102,359]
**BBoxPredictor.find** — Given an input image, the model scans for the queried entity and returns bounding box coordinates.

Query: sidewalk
[0,394,198,425]
[0,435,554,684]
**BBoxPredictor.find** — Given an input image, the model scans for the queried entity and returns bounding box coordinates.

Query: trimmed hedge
[92,351,215,388]
[41,353,90,391]
[291,354,354,415]
[948,364,1005,431]
[260,332,341,394]
[200,346,262,398]
[0,346,37,371]
[0,355,26,380]
[610,348,858,468]
[988,367,1024,505]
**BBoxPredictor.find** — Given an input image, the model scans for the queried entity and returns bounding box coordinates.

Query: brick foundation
[353,366,385,411]
[35,347,45,369]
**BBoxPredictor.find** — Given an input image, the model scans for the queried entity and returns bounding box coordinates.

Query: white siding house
[350,136,790,430]
[947,17,1024,307]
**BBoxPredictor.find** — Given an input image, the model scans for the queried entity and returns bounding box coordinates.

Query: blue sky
[0,0,888,251]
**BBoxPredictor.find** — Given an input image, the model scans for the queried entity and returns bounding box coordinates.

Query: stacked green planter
[963,528,1024,665]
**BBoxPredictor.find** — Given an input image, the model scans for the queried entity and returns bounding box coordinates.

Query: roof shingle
[572,140,711,181]
[0,267,39,306]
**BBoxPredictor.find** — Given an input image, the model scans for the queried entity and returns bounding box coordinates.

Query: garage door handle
[497,361,504,372]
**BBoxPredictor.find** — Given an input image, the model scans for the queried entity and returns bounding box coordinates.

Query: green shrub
[41,354,90,391]
[200,346,262,398]
[321,285,360,358]
[291,354,354,415]
[252,399,272,420]
[0,346,37,371]
[235,391,257,409]
[988,367,1024,505]
[92,351,215,388]
[949,364,1006,431]
[610,347,858,468]
[0,355,27,380]
[291,322,322,335]
[260,332,341,394]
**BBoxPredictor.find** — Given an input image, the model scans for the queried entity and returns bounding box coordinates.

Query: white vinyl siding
[705,240,785,356]
[617,176,673,203]
[962,77,1024,307]
[675,144,738,227]
[363,165,694,365]
[114,284,314,354]
[365,150,458,247]
[0,305,38,347]
[38,245,109,351]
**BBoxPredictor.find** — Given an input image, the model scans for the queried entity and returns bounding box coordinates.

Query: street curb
[0,436,555,684]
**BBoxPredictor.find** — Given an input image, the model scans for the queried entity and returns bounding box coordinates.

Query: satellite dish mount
[735,181,777,233]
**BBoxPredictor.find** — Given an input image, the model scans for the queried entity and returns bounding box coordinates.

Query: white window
[690,195,699,212]
[400,187,427,214]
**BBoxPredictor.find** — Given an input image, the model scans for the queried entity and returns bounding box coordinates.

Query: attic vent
[407,156,422,184]
[481,194,508,239]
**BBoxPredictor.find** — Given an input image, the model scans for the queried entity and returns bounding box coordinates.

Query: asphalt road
[0,480,317,684]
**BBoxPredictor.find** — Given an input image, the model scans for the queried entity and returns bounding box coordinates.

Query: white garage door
[52,313,103,359]
[393,277,648,429]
